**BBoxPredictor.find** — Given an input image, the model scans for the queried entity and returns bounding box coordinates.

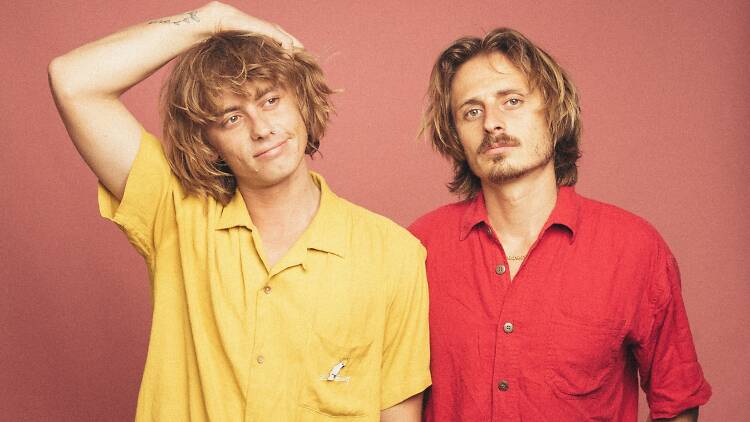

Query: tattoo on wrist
[148,10,200,26]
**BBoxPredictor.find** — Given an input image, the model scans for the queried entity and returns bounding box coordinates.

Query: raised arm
[48,1,299,199]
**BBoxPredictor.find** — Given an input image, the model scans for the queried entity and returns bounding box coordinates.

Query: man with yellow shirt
[48,2,430,421]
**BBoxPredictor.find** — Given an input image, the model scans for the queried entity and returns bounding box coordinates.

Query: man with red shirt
[409,28,711,421]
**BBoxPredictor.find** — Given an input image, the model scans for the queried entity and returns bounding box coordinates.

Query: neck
[482,164,558,244]
[237,164,321,246]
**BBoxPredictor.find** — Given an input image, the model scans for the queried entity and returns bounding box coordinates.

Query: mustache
[477,133,521,154]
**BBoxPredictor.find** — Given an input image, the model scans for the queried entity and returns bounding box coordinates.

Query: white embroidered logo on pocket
[319,360,350,382]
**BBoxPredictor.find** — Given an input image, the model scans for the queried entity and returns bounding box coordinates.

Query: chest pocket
[298,330,376,417]
[297,254,381,417]
[546,315,624,399]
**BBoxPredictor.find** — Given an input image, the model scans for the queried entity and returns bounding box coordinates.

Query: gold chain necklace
[507,255,526,261]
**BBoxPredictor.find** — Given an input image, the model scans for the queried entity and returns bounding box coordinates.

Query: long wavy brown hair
[422,28,581,198]
[161,31,334,204]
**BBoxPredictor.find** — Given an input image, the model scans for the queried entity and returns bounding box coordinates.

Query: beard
[478,132,554,185]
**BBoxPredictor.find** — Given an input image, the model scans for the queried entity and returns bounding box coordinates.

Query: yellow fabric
[98,131,431,421]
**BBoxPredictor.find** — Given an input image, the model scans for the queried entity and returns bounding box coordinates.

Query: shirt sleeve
[380,239,432,410]
[633,240,712,419]
[98,130,174,260]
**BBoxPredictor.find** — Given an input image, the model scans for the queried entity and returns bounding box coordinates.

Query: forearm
[380,392,423,422]
[47,2,300,198]
[47,4,223,198]
[648,407,699,422]
[48,6,214,100]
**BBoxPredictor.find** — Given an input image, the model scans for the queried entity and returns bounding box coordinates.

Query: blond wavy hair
[423,28,581,198]
[161,31,334,204]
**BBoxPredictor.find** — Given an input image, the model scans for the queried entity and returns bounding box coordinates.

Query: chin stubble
[485,136,554,185]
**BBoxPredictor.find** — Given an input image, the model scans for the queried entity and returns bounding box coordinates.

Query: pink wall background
[2,1,748,420]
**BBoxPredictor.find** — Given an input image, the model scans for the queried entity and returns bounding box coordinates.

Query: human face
[451,52,554,186]
[205,82,309,190]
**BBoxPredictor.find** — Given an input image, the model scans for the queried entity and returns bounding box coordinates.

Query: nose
[483,106,505,134]
[249,112,273,141]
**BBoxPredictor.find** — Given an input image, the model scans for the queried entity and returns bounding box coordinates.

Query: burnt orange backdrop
[2,1,748,420]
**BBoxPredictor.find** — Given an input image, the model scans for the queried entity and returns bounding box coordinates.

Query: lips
[485,142,514,150]
[480,141,519,155]
[253,139,289,158]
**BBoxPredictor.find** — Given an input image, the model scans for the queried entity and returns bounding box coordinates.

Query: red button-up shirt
[409,187,711,421]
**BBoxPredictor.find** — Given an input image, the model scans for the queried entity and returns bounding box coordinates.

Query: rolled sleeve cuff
[380,374,432,411]
[648,365,712,419]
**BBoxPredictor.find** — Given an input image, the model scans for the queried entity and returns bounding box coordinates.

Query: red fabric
[409,187,711,421]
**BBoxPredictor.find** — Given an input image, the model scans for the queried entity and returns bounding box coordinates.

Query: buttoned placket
[254,274,272,364]
[242,226,268,420]
[491,223,563,421]
[483,223,531,421]
[244,225,298,421]
[244,271,277,422]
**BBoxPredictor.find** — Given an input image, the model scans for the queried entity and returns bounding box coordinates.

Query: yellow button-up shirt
[99,132,431,421]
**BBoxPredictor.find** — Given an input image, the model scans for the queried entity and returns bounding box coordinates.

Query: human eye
[464,108,483,121]
[222,114,241,127]
[505,98,523,108]
[264,95,281,108]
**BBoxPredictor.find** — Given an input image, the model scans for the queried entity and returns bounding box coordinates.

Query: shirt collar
[545,186,580,242]
[215,172,347,258]
[302,172,348,258]
[459,191,490,241]
[216,186,254,231]
[458,186,580,242]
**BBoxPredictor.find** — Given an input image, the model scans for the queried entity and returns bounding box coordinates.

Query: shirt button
[495,264,506,275]
[256,355,265,364]
[503,322,514,333]
[498,380,509,391]
[263,286,272,294]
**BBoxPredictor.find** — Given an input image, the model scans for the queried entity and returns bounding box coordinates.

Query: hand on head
[202,1,304,49]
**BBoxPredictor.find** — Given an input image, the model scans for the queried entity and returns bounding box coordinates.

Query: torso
[408,187,686,421]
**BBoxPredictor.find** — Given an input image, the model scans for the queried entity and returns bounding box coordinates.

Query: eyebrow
[216,105,241,117]
[214,84,281,117]
[253,84,278,101]
[455,89,525,110]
